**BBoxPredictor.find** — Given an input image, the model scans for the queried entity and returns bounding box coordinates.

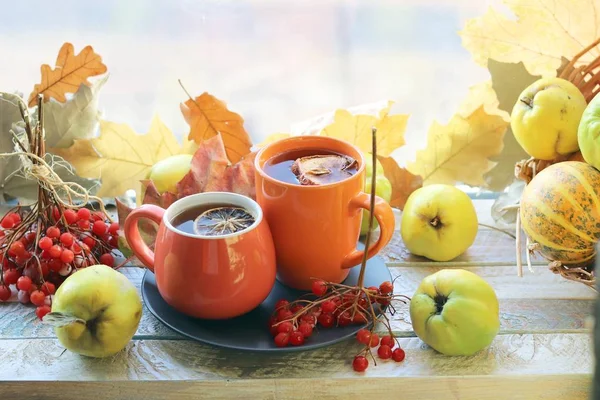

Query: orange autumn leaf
[176,134,256,200]
[378,156,423,210]
[180,92,252,164]
[28,42,107,107]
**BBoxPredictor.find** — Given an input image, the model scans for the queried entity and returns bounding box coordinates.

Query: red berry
[0,230,5,238]
[76,208,91,221]
[23,232,36,244]
[392,348,405,362]
[108,222,119,235]
[52,207,60,221]
[48,259,63,273]
[338,311,352,326]
[352,355,368,372]
[321,300,336,314]
[290,304,304,314]
[298,322,313,338]
[30,290,46,306]
[40,250,51,259]
[380,335,395,348]
[0,285,11,301]
[92,212,105,222]
[64,209,78,225]
[369,333,380,347]
[300,314,316,326]
[9,241,26,256]
[289,331,305,346]
[40,262,50,278]
[48,245,63,259]
[38,237,53,250]
[356,329,371,345]
[274,299,289,310]
[3,268,19,285]
[16,276,32,292]
[41,282,56,296]
[274,332,289,347]
[77,220,90,230]
[82,236,96,249]
[10,213,21,225]
[352,311,368,324]
[35,305,51,320]
[277,308,293,321]
[60,249,74,264]
[59,232,74,247]
[377,296,391,306]
[1,218,14,229]
[72,243,82,254]
[311,280,327,296]
[46,226,60,239]
[317,313,335,328]
[92,220,107,236]
[378,344,393,359]
[379,281,393,295]
[108,235,119,248]
[276,321,294,334]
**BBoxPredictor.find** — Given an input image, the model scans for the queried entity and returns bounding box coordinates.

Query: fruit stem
[356,127,378,289]
[429,216,441,229]
[42,312,86,327]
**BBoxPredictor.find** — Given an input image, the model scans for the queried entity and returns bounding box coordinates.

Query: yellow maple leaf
[28,42,107,107]
[50,115,197,197]
[459,0,600,76]
[407,106,507,187]
[180,92,252,164]
[253,133,291,150]
[320,101,409,157]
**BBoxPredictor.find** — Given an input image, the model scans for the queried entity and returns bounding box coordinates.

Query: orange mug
[254,135,395,290]
[123,192,277,319]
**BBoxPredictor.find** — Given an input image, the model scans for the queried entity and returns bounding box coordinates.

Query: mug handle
[123,204,166,272]
[341,193,395,270]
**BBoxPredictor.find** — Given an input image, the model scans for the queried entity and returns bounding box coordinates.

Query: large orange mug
[123,192,277,319]
[254,135,395,290]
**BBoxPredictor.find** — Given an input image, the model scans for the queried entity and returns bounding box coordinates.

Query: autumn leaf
[459,0,600,76]
[378,156,422,210]
[28,42,107,107]
[0,93,22,202]
[176,134,256,200]
[253,133,291,150]
[44,74,108,149]
[180,92,252,163]
[407,106,507,187]
[482,60,539,191]
[320,101,409,157]
[50,115,197,197]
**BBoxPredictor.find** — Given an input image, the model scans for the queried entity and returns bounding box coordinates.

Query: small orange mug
[123,192,277,319]
[254,136,395,290]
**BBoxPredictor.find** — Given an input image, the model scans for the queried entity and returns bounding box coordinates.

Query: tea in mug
[172,203,255,236]
[263,149,358,185]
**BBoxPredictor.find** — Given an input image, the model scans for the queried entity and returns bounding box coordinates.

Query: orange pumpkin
[520,161,600,267]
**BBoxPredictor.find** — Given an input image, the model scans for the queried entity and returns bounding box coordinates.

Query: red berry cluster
[352,329,405,372]
[269,279,401,351]
[0,207,120,319]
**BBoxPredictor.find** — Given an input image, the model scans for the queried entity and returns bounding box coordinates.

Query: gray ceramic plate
[141,254,392,352]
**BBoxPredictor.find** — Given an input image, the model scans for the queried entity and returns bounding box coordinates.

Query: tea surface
[264,149,358,185]
[172,203,255,236]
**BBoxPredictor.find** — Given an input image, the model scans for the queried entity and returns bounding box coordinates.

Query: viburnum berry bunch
[0,94,120,320]
[268,127,410,372]
[268,277,409,371]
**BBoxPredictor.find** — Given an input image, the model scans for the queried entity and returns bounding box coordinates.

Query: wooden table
[0,200,595,399]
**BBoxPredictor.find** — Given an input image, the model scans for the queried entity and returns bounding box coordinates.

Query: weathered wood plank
[0,375,591,400]
[0,333,591,380]
[0,266,593,340]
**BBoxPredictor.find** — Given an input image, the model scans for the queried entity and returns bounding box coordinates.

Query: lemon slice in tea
[193,206,255,236]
